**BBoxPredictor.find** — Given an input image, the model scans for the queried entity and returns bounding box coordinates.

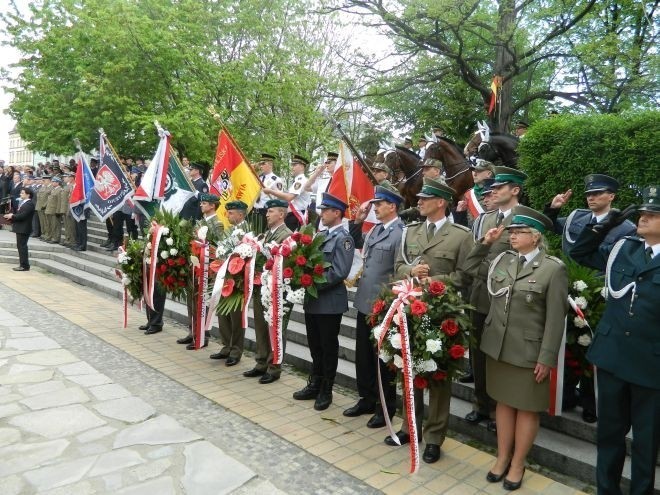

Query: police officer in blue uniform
[343,186,405,428]
[293,192,355,411]
[571,186,660,495]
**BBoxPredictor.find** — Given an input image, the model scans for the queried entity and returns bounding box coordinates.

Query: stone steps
[2,226,656,488]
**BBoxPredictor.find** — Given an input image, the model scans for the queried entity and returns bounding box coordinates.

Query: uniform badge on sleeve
[294,182,301,190]
[276,183,283,190]
[344,239,353,251]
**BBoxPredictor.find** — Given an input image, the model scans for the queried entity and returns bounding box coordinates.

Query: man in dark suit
[344,186,404,428]
[293,192,355,411]
[4,187,36,271]
[179,162,209,222]
[571,186,660,495]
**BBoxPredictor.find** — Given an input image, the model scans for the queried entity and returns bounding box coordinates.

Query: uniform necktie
[517,255,526,275]
[427,222,436,241]
[496,212,504,226]
[646,247,654,263]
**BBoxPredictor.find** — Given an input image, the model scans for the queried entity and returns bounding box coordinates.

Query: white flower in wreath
[392,313,401,327]
[393,354,404,369]
[389,332,402,350]
[235,244,253,259]
[121,276,131,286]
[577,334,592,346]
[574,296,588,310]
[197,226,208,241]
[233,228,245,238]
[422,359,438,372]
[285,288,305,305]
[573,316,587,328]
[283,278,291,285]
[170,248,178,256]
[573,280,588,292]
[413,360,424,374]
[161,227,170,235]
[165,237,174,246]
[426,339,443,353]
[261,288,271,308]
[117,252,130,264]
[372,325,384,341]
[145,257,151,265]
[379,348,392,363]
[217,245,228,257]
[600,287,608,299]
[160,250,169,259]
[190,256,200,268]
[146,242,152,250]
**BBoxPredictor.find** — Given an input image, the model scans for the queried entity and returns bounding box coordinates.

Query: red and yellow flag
[488,76,503,116]
[209,127,262,228]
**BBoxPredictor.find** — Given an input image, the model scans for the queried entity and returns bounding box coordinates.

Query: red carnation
[313,264,324,275]
[228,256,246,275]
[221,278,235,297]
[291,232,301,242]
[270,246,279,256]
[410,300,428,317]
[441,319,459,337]
[167,258,175,266]
[264,259,274,271]
[429,281,446,296]
[281,245,292,256]
[177,257,186,266]
[372,299,386,315]
[158,264,168,274]
[300,234,313,245]
[165,275,176,286]
[295,255,307,266]
[177,279,186,287]
[254,272,262,286]
[413,376,428,389]
[449,345,465,359]
[283,267,294,278]
[432,370,447,381]
[300,273,313,287]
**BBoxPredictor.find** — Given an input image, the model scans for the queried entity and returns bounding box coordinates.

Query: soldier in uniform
[250,153,284,234]
[30,176,42,238]
[209,201,250,364]
[462,166,527,431]
[293,192,355,411]
[421,158,443,180]
[243,199,293,384]
[371,163,392,187]
[418,137,428,160]
[571,187,660,495]
[198,193,224,240]
[179,162,209,222]
[62,173,77,248]
[460,159,495,226]
[262,155,310,232]
[463,206,568,491]
[36,175,51,241]
[386,177,473,464]
[44,176,64,243]
[343,186,405,428]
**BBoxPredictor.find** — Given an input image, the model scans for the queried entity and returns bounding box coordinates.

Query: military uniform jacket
[354,219,405,315]
[37,185,50,211]
[304,225,355,315]
[45,186,62,214]
[263,223,292,244]
[465,244,568,368]
[254,173,285,208]
[572,232,660,390]
[58,184,72,215]
[200,214,224,242]
[468,210,513,313]
[557,209,635,273]
[395,220,473,290]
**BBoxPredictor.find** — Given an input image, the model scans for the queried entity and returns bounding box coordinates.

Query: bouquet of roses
[369,278,472,387]
[116,238,145,302]
[564,257,606,379]
[145,209,193,300]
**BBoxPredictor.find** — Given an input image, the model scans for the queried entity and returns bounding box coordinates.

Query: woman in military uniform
[463,205,568,491]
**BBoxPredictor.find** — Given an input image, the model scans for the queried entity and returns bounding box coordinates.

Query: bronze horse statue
[425,137,474,201]
[382,146,423,208]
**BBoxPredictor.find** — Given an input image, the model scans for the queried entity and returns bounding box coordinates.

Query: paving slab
[88,383,132,401]
[22,456,97,492]
[0,439,70,476]
[114,476,177,495]
[4,336,60,350]
[66,372,114,387]
[20,386,89,410]
[113,414,202,448]
[16,349,78,365]
[8,404,106,438]
[93,396,156,423]
[88,448,145,477]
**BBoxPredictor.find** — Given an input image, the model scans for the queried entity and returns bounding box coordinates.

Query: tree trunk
[490,0,517,133]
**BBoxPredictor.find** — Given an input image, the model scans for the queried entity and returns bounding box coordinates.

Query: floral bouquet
[369,278,472,388]
[564,258,606,380]
[144,209,193,300]
[116,238,145,302]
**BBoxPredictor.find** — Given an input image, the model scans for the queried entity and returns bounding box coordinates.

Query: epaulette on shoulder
[545,255,564,265]
[623,235,642,243]
[406,221,423,227]
[505,249,517,256]
[451,223,471,232]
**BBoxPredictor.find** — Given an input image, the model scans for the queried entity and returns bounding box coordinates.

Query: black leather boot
[314,379,333,411]
[293,375,322,400]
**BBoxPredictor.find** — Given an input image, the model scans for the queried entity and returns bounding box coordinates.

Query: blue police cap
[584,174,619,194]
[319,192,347,213]
[481,178,496,196]
[370,186,404,205]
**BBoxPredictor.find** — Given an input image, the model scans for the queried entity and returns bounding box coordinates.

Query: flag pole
[206,105,264,187]
[325,115,378,186]
[153,121,195,190]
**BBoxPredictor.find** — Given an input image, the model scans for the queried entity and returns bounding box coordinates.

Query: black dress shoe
[225,357,239,366]
[209,351,229,360]
[177,335,193,345]
[465,411,490,424]
[186,339,208,350]
[486,464,510,483]
[366,414,387,429]
[259,373,280,384]
[384,431,420,446]
[422,444,441,463]
[12,267,29,271]
[243,368,266,378]
[459,374,475,383]
[144,327,162,335]
[138,324,150,331]
[582,409,598,423]
[487,420,497,433]
[503,468,525,491]
[343,402,376,417]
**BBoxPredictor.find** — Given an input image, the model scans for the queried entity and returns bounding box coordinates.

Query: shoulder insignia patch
[623,236,642,242]
[202,186,209,193]
[276,182,283,190]
[294,182,301,190]
[451,223,471,232]
[344,239,353,251]
[545,255,564,265]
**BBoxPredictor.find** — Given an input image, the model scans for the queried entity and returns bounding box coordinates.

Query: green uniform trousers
[401,378,451,445]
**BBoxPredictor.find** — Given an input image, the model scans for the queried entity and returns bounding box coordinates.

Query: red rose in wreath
[228,256,246,275]
[221,278,236,297]
[264,259,274,271]
[158,264,168,274]
[283,267,294,278]
[177,257,186,266]
[280,244,292,256]
[300,274,313,287]
[300,234,313,245]
[432,370,447,381]
[313,264,324,275]
[410,300,428,317]
[413,376,428,389]
[429,280,446,296]
[270,246,279,256]
[291,232,301,242]
[449,344,465,359]
[441,319,459,337]
[295,255,307,266]
[372,299,386,314]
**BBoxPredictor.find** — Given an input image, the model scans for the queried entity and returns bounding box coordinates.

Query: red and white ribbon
[205,256,230,332]
[240,234,260,329]
[269,237,297,365]
[465,188,485,218]
[143,221,164,310]
[376,279,422,474]
[193,240,209,349]
[115,246,129,328]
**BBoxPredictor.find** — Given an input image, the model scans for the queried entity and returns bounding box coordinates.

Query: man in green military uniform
[44,176,64,243]
[386,177,474,464]
[62,173,77,247]
[243,199,293,384]
[36,175,51,240]
[571,187,660,495]
[209,200,250,366]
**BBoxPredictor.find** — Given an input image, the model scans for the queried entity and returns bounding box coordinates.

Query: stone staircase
[1,217,657,491]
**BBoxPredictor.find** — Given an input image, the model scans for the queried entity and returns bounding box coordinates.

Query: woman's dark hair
[20,187,34,199]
